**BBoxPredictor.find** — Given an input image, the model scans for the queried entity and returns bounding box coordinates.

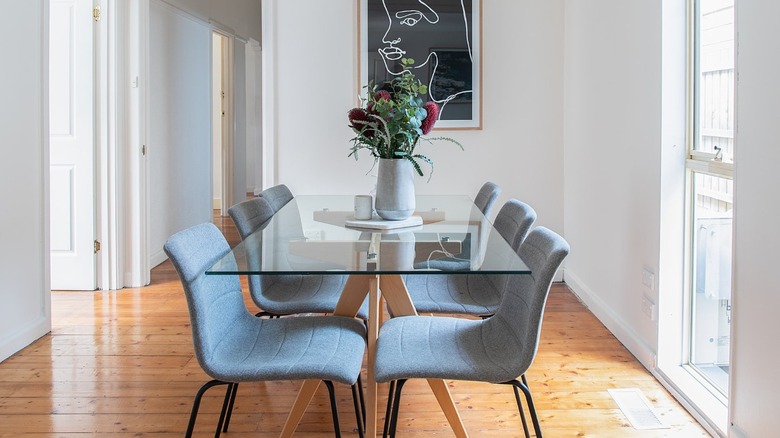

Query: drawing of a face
[376,0,473,117]
[378,0,440,75]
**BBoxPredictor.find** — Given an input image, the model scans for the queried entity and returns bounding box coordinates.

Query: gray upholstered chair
[405,199,537,317]
[474,181,502,220]
[227,196,274,239]
[260,183,294,213]
[417,182,502,271]
[375,227,569,438]
[228,196,368,320]
[164,223,367,438]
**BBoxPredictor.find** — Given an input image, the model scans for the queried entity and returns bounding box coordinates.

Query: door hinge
[94,240,101,253]
[93,5,101,22]
[142,144,146,156]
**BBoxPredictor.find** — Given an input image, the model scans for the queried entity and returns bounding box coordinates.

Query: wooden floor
[0,216,709,437]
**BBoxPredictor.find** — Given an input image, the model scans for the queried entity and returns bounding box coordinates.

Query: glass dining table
[207,195,531,437]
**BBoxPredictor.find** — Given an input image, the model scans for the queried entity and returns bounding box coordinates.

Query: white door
[49,0,96,290]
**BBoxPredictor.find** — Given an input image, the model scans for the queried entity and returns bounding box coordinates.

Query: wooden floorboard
[0,213,708,437]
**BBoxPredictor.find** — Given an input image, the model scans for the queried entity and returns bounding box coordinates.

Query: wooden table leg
[378,274,417,317]
[280,380,321,438]
[332,275,370,317]
[428,379,469,438]
[365,275,380,437]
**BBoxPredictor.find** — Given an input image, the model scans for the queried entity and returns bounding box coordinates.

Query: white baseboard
[213,198,221,210]
[729,425,747,438]
[0,316,50,362]
[150,248,168,268]
[563,269,656,369]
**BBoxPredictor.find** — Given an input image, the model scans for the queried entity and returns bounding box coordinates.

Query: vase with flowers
[348,58,463,220]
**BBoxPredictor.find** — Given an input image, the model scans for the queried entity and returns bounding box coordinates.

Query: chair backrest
[228,190,300,305]
[481,227,569,381]
[474,181,501,219]
[228,197,275,240]
[493,199,537,250]
[261,184,294,213]
[163,223,249,377]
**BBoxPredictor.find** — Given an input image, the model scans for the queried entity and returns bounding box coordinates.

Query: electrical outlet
[642,268,655,291]
[641,295,656,321]
[303,229,322,240]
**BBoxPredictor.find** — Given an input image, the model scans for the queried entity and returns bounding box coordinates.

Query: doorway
[212,31,234,216]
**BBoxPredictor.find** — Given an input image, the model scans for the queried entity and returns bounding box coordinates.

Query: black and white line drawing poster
[361,0,481,129]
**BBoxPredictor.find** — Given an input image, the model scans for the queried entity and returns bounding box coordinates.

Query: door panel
[49,0,96,290]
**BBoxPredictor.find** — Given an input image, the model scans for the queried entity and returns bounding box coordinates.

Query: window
[686,0,734,397]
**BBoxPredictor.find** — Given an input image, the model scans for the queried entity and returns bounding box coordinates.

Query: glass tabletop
[207,195,530,276]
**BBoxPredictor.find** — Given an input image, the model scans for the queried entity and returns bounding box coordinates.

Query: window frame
[682,0,734,400]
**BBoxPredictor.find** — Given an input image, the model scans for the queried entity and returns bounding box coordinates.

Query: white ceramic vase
[375,158,415,220]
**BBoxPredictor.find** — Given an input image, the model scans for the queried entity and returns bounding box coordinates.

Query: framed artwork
[359,0,482,129]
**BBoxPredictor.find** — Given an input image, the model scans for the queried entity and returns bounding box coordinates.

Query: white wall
[729,1,780,435]
[562,0,663,366]
[264,0,565,230]
[245,40,262,194]
[162,0,261,42]
[149,1,212,265]
[0,0,51,361]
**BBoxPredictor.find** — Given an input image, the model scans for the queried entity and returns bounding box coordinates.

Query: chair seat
[413,258,470,271]
[374,315,521,384]
[402,274,502,316]
[258,274,369,319]
[208,312,367,385]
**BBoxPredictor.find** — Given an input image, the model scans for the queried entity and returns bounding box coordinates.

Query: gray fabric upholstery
[406,199,537,316]
[402,274,502,316]
[418,182,502,271]
[228,197,274,240]
[492,199,537,250]
[228,194,368,319]
[164,223,366,385]
[474,181,502,219]
[260,184,294,213]
[254,274,361,316]
[375,227,569,384]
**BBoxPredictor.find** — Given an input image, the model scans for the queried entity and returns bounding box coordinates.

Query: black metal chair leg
[185,379,230,438]
[382,381,396,438]
[213,383,235,438]
[222,382,240,433]
[388,379,407,438]
[515,378,543,438]
[357,373,366,426]
[512,384,531,438]
[323,380,342,438]
[351,383,365,438]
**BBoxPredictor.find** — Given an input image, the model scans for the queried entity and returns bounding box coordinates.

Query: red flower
[421,101,439,135]
[374,90,392,101]
[348,108,374,137]
[348,108,368,125]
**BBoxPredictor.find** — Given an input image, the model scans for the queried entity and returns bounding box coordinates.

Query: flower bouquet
[347,58,463,180]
